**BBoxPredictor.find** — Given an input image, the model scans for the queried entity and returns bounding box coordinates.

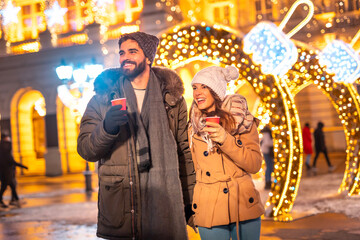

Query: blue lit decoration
[243,22,298,76]
[319,40,360,84]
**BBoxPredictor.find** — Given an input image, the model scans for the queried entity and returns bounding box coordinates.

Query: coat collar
[93,66,184,105]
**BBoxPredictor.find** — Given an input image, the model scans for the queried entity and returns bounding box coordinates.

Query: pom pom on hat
[191,65,239,100]
[223,65,240,82]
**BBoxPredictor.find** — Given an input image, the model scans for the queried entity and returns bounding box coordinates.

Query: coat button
[193,203,197,209]
[203,151,209,156]
[223,188,229,194]
[216,148,221,154]
[237,139,242,145]
[206,171,211,176]
[105,185,110,190]
[249,197,254,203]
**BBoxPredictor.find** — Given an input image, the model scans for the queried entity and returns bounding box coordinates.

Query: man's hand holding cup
[104,98,128,134]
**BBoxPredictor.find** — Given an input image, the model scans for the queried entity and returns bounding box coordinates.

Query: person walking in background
[0,134,28,208]
[260,126,274,190]
[312,122,334,173]
[77,32,195,239]
[302,123,313,170]
[188,65,264,240]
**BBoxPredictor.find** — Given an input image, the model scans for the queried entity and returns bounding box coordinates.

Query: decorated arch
[154,22,360,219]
[285,45,360,196]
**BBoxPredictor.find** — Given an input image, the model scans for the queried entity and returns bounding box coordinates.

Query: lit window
[17,2,45,41]
[61,0,93,32]
[347,0,360,11]
[210,1,231,25]
[255,0,273,21]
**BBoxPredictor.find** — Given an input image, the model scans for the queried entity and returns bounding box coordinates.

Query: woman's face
[192,83,215,113]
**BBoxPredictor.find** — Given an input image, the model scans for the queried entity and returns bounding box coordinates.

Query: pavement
[0,153,360,240]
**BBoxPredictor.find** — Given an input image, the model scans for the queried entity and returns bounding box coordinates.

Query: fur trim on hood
[93,66,184,104]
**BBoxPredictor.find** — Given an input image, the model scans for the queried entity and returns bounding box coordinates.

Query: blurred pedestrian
[188,65,264,240]
[0,134,28,208]
[260,126,274,190]
[312,122,334,172]
[302,123,313,170]
[77,32,195,239]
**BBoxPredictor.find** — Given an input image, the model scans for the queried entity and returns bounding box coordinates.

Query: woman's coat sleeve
[219,123,263,174]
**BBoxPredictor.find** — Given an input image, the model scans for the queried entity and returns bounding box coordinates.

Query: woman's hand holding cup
[203,117,227,145]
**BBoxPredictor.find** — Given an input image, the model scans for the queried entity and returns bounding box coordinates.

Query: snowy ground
[1,171,360,239]
[255,172,360,220]
[2,173,360,223]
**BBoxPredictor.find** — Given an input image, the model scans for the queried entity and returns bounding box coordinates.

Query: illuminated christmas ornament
[243,22,298,76]
[0,1,21,25]
[44,1,68,27]
[243,0,314,76]
[319,36,360,84]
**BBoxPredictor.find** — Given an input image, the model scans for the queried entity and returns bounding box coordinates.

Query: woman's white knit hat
[191,65,239,100]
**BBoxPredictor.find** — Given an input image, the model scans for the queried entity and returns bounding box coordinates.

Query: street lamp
[55,59,104,193]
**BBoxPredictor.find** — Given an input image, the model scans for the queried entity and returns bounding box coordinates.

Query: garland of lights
[0,0,141,52]
[155,22,360,220]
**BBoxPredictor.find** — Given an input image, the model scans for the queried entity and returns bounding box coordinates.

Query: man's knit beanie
[118,32,159,65]
[191,65,239,100]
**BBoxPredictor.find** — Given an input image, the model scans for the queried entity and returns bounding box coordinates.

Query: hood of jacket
[93,66,185,105]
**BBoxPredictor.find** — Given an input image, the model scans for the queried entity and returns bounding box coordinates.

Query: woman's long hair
[190,88,236,132]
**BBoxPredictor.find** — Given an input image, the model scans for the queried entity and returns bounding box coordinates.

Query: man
[0,134,28,208]
[77,32,195,239]
[312,122,334,173]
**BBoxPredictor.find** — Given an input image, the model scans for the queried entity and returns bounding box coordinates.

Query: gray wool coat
[77,67,195,239]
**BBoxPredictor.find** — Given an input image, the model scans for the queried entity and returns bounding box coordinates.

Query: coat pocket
[98,178,125,228]
[244,187,260,209]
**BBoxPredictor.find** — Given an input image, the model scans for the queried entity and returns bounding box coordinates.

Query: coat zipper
[127,135,136,239]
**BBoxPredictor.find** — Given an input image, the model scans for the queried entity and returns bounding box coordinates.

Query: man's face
[119,39,149,78]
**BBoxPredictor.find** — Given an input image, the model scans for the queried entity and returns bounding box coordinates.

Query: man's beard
[120,59,146,78]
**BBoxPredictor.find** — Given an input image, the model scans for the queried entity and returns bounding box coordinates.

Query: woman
[260,126,274,189]
[302,123,313,170]
[188,65,264,240]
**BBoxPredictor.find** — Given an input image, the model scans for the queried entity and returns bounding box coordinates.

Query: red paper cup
[205,116,220,124]
[111,98,126,110]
